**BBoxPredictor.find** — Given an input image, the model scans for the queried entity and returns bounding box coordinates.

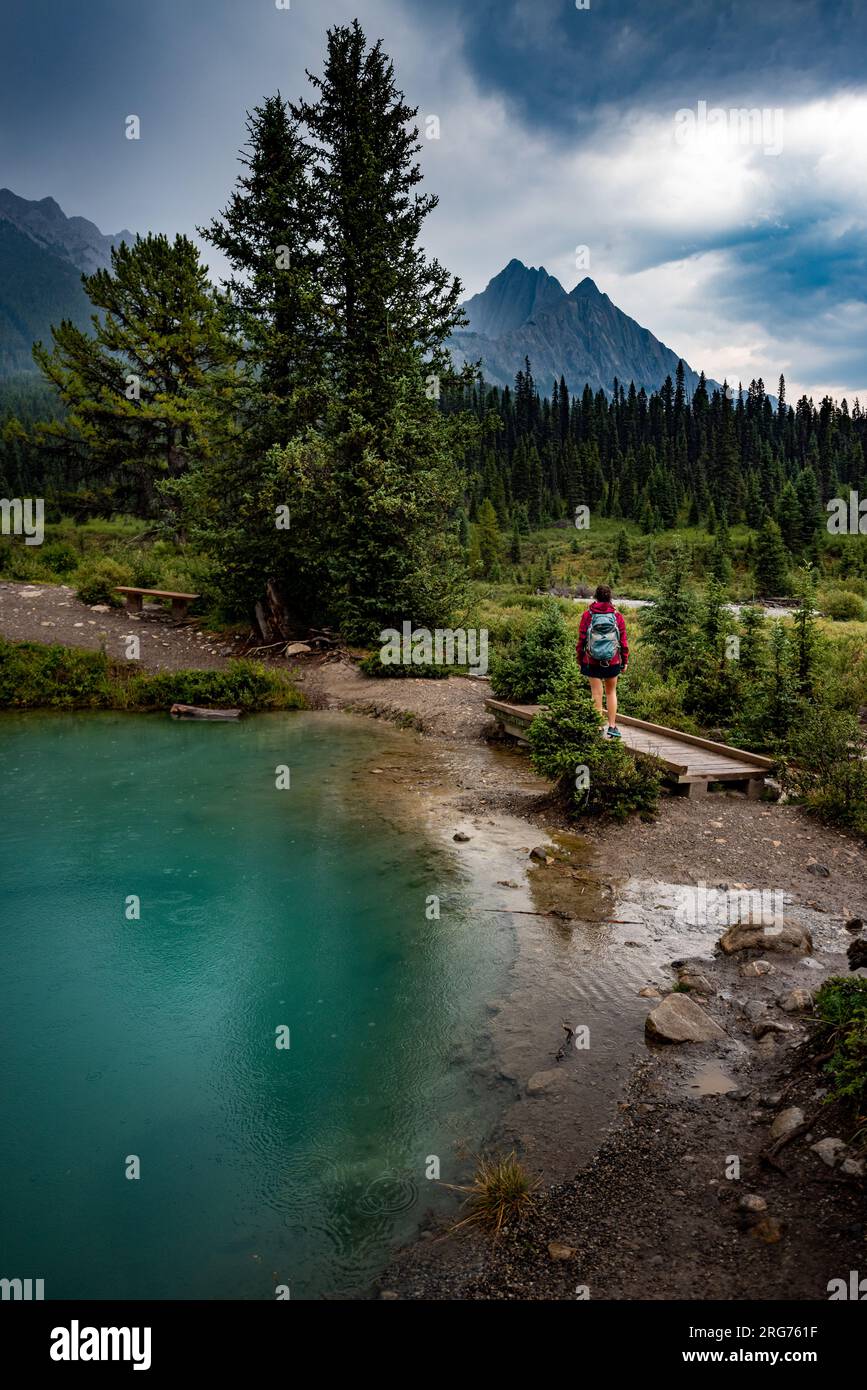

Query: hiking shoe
[606,726,622,740]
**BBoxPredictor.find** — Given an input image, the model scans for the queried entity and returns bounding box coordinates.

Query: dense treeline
[444,360,867,551]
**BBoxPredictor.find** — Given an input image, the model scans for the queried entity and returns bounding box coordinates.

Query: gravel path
[0,581,241,671]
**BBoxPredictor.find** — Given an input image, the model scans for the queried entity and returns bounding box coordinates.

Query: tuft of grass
[446,1152,539,1238]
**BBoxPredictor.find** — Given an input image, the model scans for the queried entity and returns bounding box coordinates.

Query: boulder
[718,920,812,955]
[811,1137,846,1168]
[778,988,813,1012]
[285,641,312,657]
[769,1106,804,1141]
[645,994,726,1044]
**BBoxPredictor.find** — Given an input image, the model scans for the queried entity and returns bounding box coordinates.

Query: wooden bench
[116,586,200,621]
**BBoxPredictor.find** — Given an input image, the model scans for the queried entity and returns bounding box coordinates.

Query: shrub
[128,550,163,589]
[73,556,132,606]
[811,977,867,1112]
[528,665,662,821]
[40,541,79,576]
[820,588,867,622]
[124,660,305,711]
[489,598,575,702]
[778,702,867,833]
[0,640,304,713]
[0,638,114,708]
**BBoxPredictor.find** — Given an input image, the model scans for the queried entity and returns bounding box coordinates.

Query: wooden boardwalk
[485,699,773,798]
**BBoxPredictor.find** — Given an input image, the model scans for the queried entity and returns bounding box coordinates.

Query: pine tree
[754,517,790,595]
[476,498,501,578]
[33,234,237,513]
[291,20,464,432]
[201,94,325,449]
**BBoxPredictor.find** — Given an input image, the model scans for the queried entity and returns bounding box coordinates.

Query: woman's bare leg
[588,677,604,718]
[604,677,618,727]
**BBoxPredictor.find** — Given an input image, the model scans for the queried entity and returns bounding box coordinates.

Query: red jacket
[577,601,629,667]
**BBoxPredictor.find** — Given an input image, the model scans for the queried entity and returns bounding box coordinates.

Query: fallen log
[170,704,242,720]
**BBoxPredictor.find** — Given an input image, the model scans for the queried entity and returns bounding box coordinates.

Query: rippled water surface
[0,712,515,1299]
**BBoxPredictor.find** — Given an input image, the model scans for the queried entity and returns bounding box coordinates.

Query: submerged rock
[645,994,725,1044]
[526,1069,562,1095]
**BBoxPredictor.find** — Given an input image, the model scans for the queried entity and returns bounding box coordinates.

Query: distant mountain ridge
[0,188,134,276]
[0,189,135,377]
[449,258,723,399]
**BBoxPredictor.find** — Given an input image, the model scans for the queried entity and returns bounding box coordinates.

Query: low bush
[125,660,305,711]
[39,541,79,575]
[811,977,867,1113]
[72,556,132,606]
[820,588,867,622]
[0,640,304,713]
[778,702,867,833]
[0,639,114,707]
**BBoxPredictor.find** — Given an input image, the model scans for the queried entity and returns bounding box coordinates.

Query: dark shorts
[581,661,622,679]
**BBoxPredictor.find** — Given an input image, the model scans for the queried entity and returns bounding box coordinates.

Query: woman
[576,584,629,739]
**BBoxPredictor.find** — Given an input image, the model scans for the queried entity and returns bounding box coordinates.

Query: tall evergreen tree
[201,94,326,448]
[291,20,465,434]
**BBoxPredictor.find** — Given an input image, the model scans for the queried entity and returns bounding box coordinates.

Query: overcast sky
[2,0,865,401]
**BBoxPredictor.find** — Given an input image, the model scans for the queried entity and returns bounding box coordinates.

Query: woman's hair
[595,584,612,603]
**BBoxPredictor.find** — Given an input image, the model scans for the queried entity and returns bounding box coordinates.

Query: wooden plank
[484,698,771,787]
[117,586,200,601]
[617,714,773,768]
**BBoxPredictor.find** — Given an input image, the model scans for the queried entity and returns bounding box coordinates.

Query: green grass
[0,638,305,713]
[811,977,867,1120]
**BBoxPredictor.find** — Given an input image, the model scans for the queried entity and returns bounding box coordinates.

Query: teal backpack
[586,609,621,664]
